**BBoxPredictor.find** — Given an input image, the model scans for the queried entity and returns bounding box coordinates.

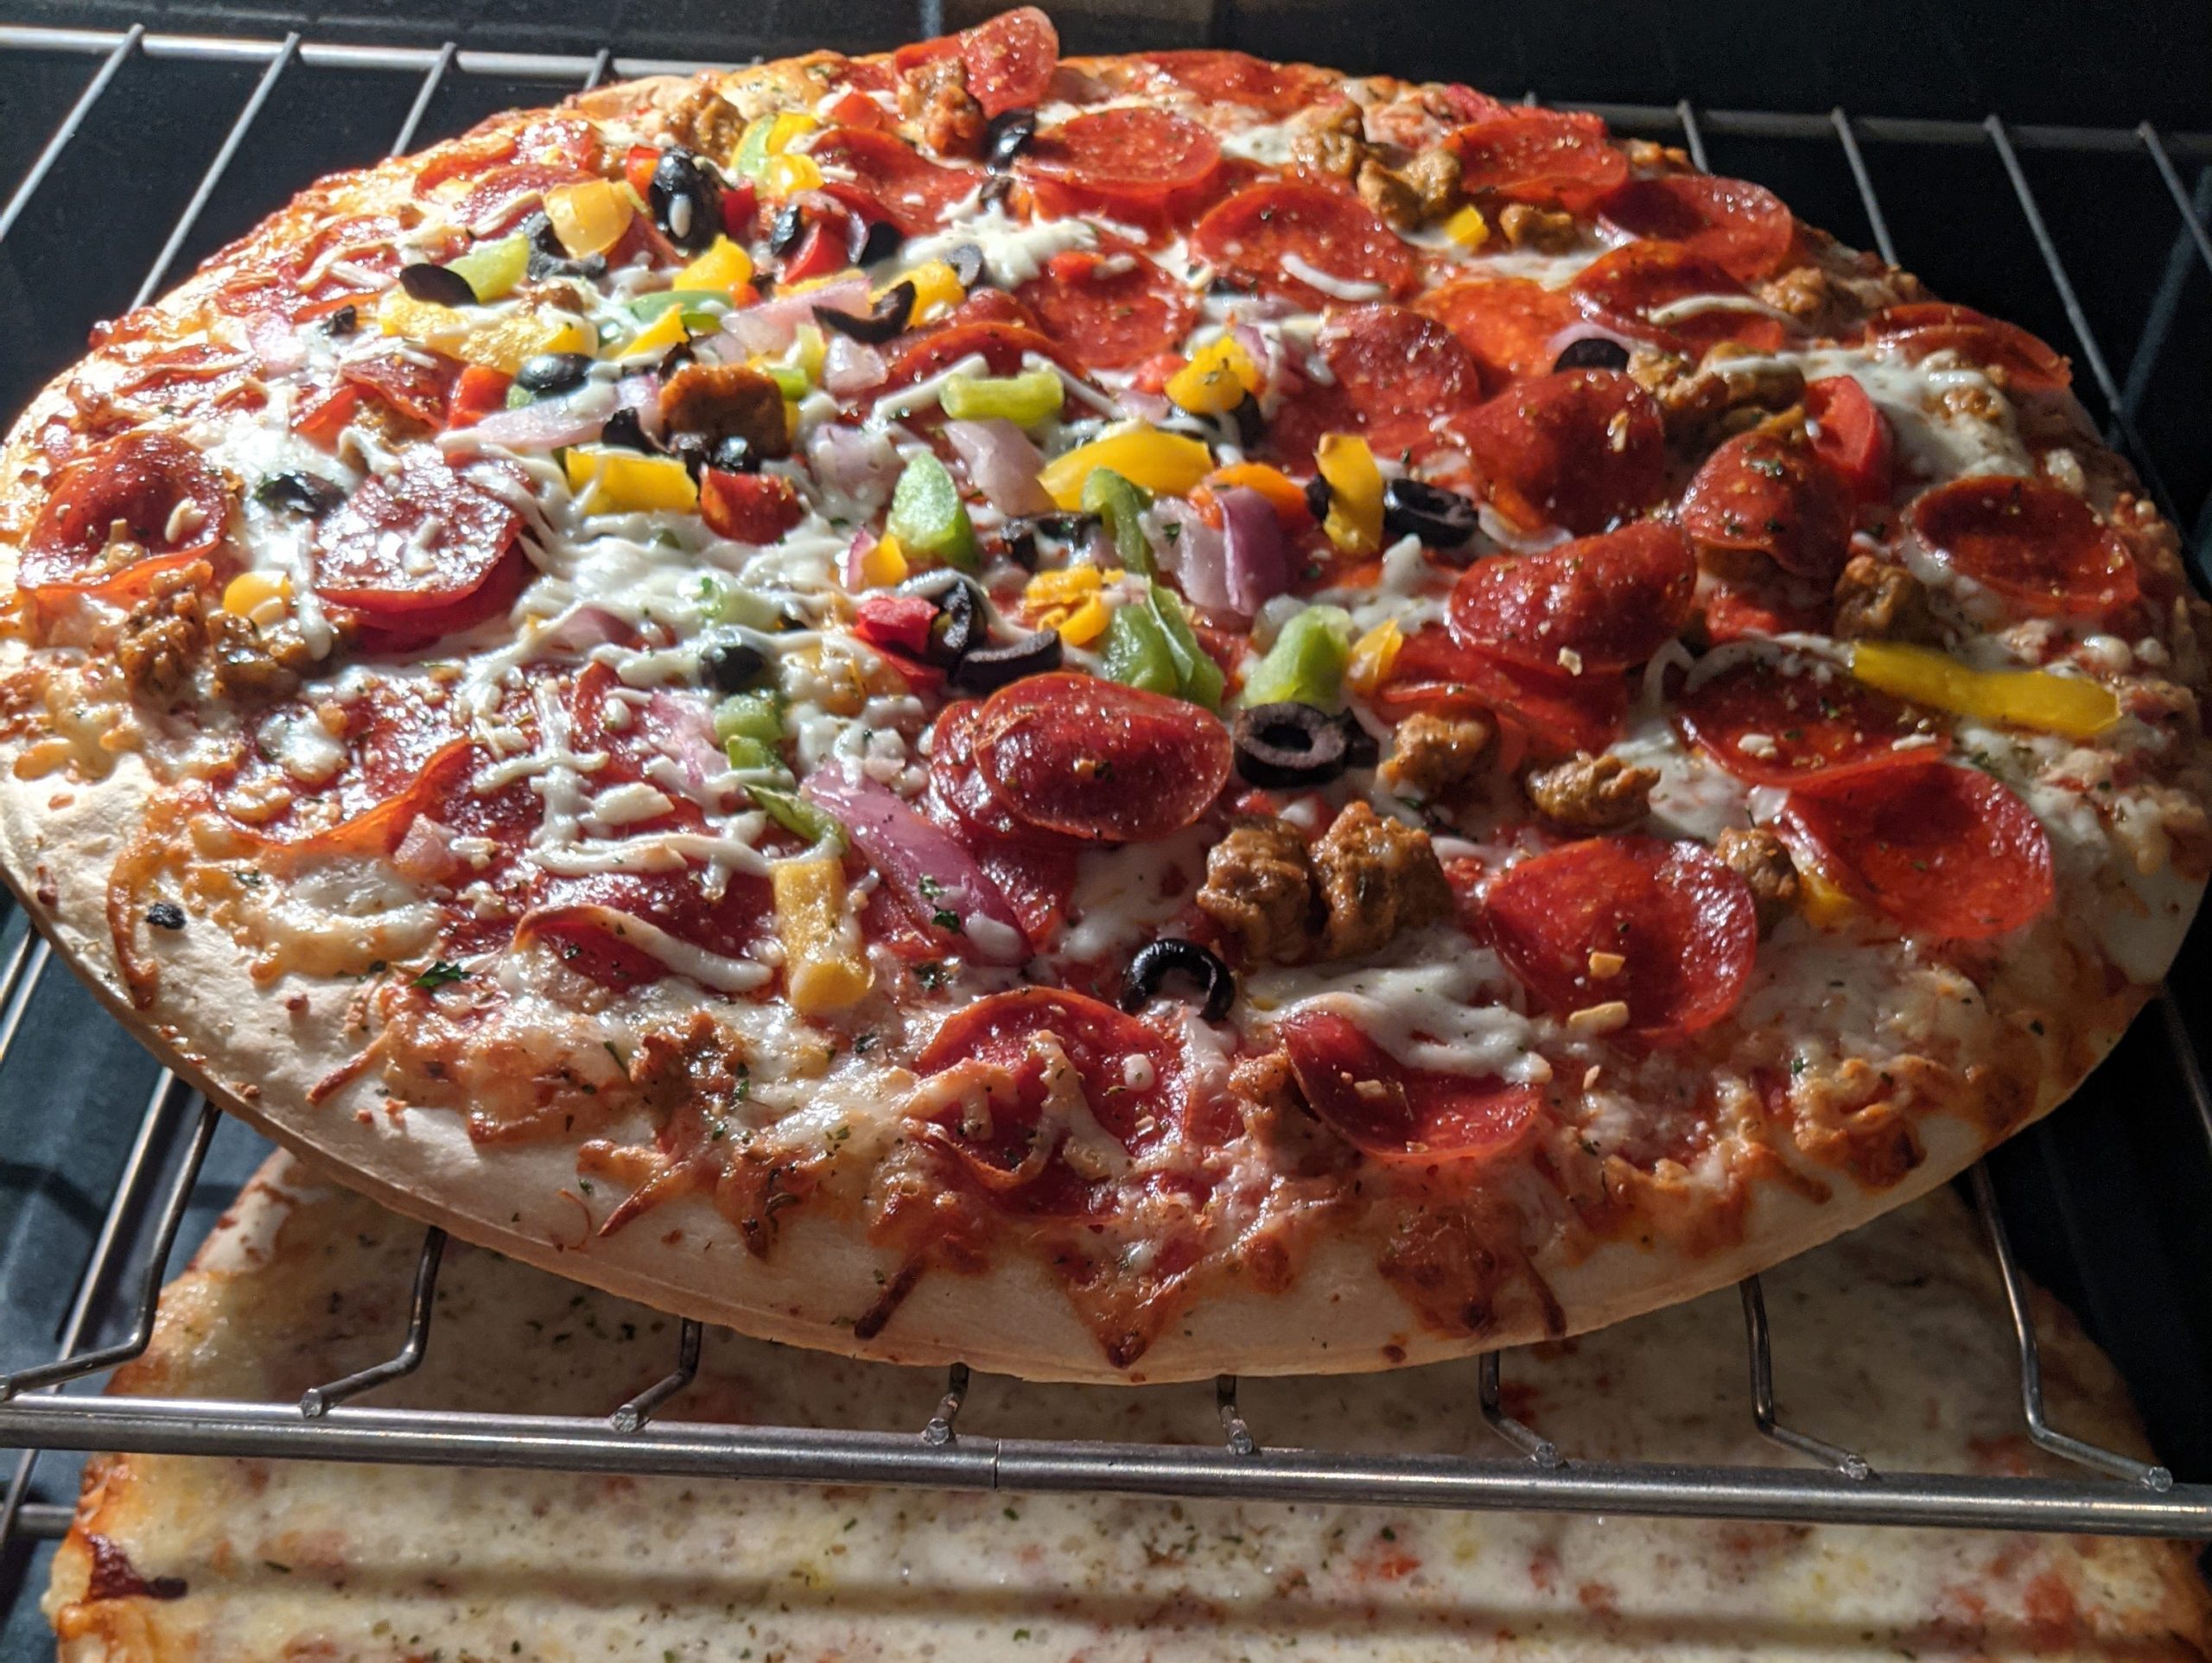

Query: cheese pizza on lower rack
[42,1155,2212,1660]
[0,10,2204,1379]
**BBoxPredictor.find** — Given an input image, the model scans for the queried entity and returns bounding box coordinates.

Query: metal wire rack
[2,22,2211,1575]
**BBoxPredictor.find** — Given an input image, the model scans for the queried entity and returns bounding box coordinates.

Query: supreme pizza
[0,10,2205,1381]
[45,1155,2212,1660]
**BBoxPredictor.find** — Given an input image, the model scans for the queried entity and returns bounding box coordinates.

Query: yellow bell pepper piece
[762,152,823,196]
[898,260,967,324]
[543,180,634,257]
[674,236,755,297]
[1848,641,2120,740]
[1346,618,1405,695]
[454,308,595,375]
[859,533,909,588]
[1796,860,1858,930]
[618,304,694,361]
[766,111,819,154]
[1051,594,1114,647]
[221,570,290,628]
[1315,434,1384,555]
[563,447,699,515]
[1038,428,1214,511]
[1441,204,1491,249]
[1023,566,1106,607]
[772,855,874,1015]
[377,289,468,348]
[1166,335,1262,416]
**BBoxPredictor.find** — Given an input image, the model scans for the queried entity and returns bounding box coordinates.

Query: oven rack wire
[1,20,2210,1550]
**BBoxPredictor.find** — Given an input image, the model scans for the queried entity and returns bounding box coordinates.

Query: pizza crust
[0,60,2200,1383]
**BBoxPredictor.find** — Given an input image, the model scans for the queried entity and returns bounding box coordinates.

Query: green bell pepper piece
[722,735,784,773]
[629,289,732,323]
[1147,583,1224,709]
[1080,467,1153,577]
[758,362,811,401]
[938,365,1066,428]
[1103,600,1180,695]
[733,117,775,181]
[887,452,978,572]
[445,233,529,302]
[752,784,846,852]
[1243,605,1354,709]
[714,692,784,749]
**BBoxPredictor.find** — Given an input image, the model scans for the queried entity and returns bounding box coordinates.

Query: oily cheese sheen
[43,1155,2212,1660]
[0,13,2207,1381]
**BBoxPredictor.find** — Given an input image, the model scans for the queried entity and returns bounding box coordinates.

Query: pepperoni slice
[1484,836,1758,1039]
[1802,375,1894,505]
[340,346,463,430]
[809,128,983,235]
[1275,1009,1541,1165]
[1446,110,1626,209]
[1908,476,2138,618]
[928,700,1045,845]
[1141,49,1334,116]
[1375,625,1628,756]
[21,433,231,598]
[1419,278,1586,390]
[1568,240,1788,356]
[520,871,777,992]
[1675,656,1947,786]
[1781,763,2055,941]
[1191,182,1416,308]
[972,673,1231,844]
[914,987,1187,1210]
[452,162,591,234]
[1447,521,1695,674]
[1438,369,1666,536]
[1697,572,1832,644]
[315,450,524,642]
[1595,175,1796,283]
[1014,238,1197,370]
[1679,430,1853,581]
[1867,302,2069,392]
[1317,304,1488,440]
[959,6,1058,118]
[1019,107,1222,213]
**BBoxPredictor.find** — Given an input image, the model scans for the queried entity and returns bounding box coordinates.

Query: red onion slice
[944,419,1054,517]
[721,277,871,358]
[459,379,618,451]
[1217,485,1289,618]
[800,771,1029,963]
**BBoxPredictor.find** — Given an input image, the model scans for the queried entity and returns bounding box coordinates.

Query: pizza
[0,10,2206,1381]
[44,1152,2212,1660]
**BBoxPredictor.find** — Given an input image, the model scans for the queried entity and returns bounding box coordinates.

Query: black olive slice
[599,408,655,453]
[979,174,1015,208]
[255,472,346,517]
[1227,393,1266,450]
[1381,478,1480,549]
[397,262,478,307]
[709,435,759,474]
[944,242,986,289]
[815,281,915,345]
[1303,474,1333,523]
[851,219,903,268]
[515,351,595,396]
[1337,711,1382,770]
[1554,335,1631,372]
[930,581,986,664]
[322,303,358,337]
[948,627,1063,693]
[1121,937,1236,1023]
[702,639,769,692]
[985,108,1036,171]
[521,211,607,281]
[1234,702,1352,788]
[650,149,723,254]
[768,203,806,257]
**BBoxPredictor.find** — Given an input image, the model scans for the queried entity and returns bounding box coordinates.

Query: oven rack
[0,20,2209,1552]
